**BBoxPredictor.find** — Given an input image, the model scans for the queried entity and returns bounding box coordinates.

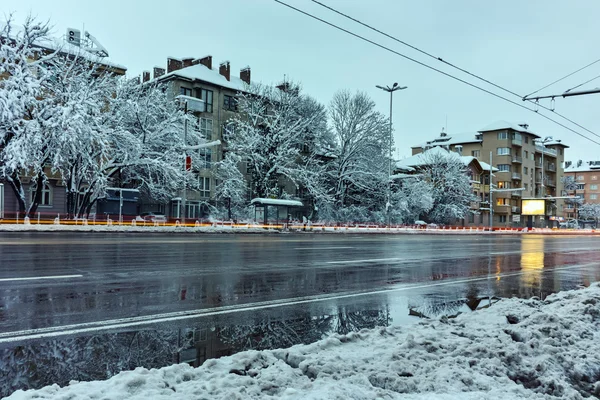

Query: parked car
[559,219,579,229]
[139,212,167,223]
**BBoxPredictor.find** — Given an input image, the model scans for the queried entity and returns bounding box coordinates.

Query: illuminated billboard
[521,199,545,216]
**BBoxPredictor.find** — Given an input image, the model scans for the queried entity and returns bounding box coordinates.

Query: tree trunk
[6,172,27,218]
[27,172,45,218]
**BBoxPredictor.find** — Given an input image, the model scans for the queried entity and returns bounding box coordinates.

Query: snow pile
[7,284,600,399]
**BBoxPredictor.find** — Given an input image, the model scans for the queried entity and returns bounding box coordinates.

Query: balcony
[472,183,481,191]
[470,201,480,210]
[512,138,522,146]
[511,191,522,197]
[546,179,556,187]
[547,164,556,172]
[512,172,522,180]
[512,155,523,163]
[535,145,557,156]
[511,206,521,213]
[493,204,510,214]
[535,161,542,169]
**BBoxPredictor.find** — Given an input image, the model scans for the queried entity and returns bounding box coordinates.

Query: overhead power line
[523,58,600,99]
[309,0,600,142]
[564,73,600,93]
[272,0,600,146]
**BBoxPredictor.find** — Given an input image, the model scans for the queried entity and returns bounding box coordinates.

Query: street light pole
[376,83,407,227]
[535,136,552,227]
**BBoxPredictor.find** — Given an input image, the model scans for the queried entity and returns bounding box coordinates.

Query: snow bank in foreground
[7,284,600,400]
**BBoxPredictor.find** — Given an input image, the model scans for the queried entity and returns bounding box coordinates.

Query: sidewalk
[7,284,600,399]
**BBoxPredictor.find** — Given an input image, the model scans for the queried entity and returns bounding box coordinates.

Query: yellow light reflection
[521,238,544,288]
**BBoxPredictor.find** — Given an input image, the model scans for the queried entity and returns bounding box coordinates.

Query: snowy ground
[7,284,600,399]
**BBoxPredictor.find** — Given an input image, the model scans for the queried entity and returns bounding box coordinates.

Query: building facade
[563,161,600,220]
[140,56,251,219]
[411,121,568,228]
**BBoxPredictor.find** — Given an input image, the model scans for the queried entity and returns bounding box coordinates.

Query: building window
[31,183,52,206]
[591,194,598,200]
[497,131,508,140]
[531,153,535,161]
[199,149,212,168]
[524,150,528,159]
[497,147,511,155]
[593,176,598,180]
[180,87,192,96]
[199,177,210,198]
[195,89,213,113]
[524,167,528,174]
[591,184,598,190]
[560,149,563,155]
[496,198,509,205]
[497,181,511,189]
[524,183,529,190]
[525,136,529,144]
[223,95,238,111]
[471,150,480,158]
[497,164,511,172]
[197,118,213,140]
[498,215,508,223]
[578,176,584,181]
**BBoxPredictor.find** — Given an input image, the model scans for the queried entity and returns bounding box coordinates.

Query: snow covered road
[6,283,600,399]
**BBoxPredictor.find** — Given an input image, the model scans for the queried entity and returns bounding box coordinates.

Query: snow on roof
[478,120,540,137]
[2,26,127,71]
[396,146,459,169]
[412,131,482,149]
[397,147,498,172]
[158,63,249,92]
[251,198,303,207]
[565,161,600,173]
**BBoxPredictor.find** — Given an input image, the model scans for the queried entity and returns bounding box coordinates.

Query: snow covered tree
[418,150,476,224]
[578,203,600,223]
[326,90,390,214]
[390,176,433,223]
[222,82,330,203]
[214,148,248,220]
[0,15,50,215]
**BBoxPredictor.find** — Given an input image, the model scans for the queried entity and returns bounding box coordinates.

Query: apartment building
[563,161,600,219]
[0,28,126,219]
[141,56,251,219]
[411,121,569,228]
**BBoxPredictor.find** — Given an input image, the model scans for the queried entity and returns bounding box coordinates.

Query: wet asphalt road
[1,232,600,336]
[2,232,600,394]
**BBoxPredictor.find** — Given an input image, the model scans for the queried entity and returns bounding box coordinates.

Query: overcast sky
[7,0,600,162]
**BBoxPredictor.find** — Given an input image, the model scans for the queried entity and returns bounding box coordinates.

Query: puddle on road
[2,268,597,398]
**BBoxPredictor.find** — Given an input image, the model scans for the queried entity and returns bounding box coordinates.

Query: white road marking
[0,274,83,283]
[327,257,404,264]
[294,246,355,250]
[1,262,596,344]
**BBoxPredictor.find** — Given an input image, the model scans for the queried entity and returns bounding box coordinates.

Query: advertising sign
[521,199,545,216]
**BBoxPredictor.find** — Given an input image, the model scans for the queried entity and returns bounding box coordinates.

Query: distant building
[410,121,569,228]
[394,146,497,227]
[563,161,600,219]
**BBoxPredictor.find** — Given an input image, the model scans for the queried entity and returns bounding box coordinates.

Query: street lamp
[534,136,553,227]
[376,82,407,227]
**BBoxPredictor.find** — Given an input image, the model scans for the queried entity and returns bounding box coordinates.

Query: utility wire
[564,73,600,93]
[310,0,600,141]
[273,0,600,146]
[524,58,600,98]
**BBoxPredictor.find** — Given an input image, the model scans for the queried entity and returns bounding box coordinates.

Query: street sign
[185,155,192,171]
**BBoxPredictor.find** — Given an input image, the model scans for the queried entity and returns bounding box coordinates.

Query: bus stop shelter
[251,198,303,225]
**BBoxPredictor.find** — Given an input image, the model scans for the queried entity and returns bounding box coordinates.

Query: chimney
[167,57,183,73]
[142,71,150,83]
[182,57,193,68]
[153,66,165,79]
[219,61,230,81]
[194,55,212,69]
[240,66,251,84]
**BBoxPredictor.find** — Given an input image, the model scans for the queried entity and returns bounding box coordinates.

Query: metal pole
[182,102,188,226]
[541,145,544,227]
[388,91,393,228]
[489,151,493,231]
